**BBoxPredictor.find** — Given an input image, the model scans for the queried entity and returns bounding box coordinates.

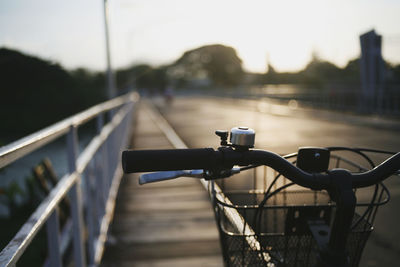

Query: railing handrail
[0,91,139,267]
[0,92,139,169]
[0,172,79,266]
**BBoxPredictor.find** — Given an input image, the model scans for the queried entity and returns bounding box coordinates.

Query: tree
[116,64,167,93]
[169,44,244,87]
[300,57,342,85]
[0,48,106,141]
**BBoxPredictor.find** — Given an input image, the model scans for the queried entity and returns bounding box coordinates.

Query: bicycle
[121,126,400,267]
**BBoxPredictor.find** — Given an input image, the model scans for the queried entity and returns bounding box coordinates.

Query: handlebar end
[121,150,129,173]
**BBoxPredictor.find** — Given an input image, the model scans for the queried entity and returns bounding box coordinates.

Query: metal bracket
[308,220,330,250]
[203,167,241,180]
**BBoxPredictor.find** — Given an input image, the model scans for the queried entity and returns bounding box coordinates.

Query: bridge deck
[101,103,223,266]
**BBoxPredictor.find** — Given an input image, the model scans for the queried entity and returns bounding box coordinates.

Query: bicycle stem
[317,169,356,267]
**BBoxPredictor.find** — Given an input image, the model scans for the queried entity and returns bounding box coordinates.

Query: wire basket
[210,154,390,267]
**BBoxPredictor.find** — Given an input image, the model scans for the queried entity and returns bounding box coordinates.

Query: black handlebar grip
[122,148,219,173]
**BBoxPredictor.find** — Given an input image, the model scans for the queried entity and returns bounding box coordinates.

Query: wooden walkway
[101,103,223,267]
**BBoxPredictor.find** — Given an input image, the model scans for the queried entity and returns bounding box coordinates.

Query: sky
[1,0,399,73]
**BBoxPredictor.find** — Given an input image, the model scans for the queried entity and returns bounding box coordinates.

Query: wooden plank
[121,186,209,198]
[115,199,214,213]
[121,175,201,189]
[102,256,223,267]
[110,209,216,223]
[101,240,221,261]
[101,104,223,266]
[111,225,220,244]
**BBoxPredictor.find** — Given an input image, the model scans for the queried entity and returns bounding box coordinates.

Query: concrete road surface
[155,95,400,267]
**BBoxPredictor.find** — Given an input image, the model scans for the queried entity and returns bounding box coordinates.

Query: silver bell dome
[230,127,255,148]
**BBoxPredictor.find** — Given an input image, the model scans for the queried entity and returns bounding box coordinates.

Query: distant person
[164,86,174,106]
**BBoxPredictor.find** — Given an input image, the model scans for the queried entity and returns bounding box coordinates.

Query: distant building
[359,30,385,111]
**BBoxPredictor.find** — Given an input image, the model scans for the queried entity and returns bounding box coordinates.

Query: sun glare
[1,0,398,71]
[188,0,326,72]
[115,0,343,72]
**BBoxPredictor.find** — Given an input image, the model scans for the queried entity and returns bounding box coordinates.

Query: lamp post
[103,0,116,99]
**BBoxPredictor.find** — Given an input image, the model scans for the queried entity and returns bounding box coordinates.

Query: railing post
[106,131,113,192]
[95,114,106,228]
[97,114,109,216]
[46,209,62,267]
[84,167,96,266]
[67,125,86,267]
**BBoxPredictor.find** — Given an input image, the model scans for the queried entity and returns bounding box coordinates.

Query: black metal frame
[122,141,399,266]
[210,153,390,267]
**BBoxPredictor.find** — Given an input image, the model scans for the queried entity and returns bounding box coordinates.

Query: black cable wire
[328,147,397,155]
[253,159,297,235]
[243,148,395,241]
[261,182,296,201]
[370,183,390,222]
[261,147,387,231]
[353,148,397,155]
[327,147,390,229]
[351,185,378,230]
[239,153,297,172]
[253,156,298,235]
[253,172,282,234]
[333,148,380,229]
[254,181,297,235]
[240,164,260,171]
[351,182,391,230]
[327,147,375,168]
[283,152,298,159]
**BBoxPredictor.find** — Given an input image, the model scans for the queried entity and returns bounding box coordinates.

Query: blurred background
[1,0,399,142]
[1,0,400,266]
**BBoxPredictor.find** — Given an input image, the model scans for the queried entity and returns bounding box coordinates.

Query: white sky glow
[1,0,399,72]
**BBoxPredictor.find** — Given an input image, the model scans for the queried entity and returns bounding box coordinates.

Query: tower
[359,30,385,112]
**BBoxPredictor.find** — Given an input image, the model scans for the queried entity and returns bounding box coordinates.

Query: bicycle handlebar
[352,152,400,187]
[122,148,218,172]
[122,147,400,190]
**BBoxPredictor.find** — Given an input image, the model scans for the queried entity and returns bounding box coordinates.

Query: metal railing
[0,92,139,267]
[200,84,400,116]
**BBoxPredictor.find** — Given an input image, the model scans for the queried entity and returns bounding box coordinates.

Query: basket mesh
[211,155,389,267]
[215,191,373,267]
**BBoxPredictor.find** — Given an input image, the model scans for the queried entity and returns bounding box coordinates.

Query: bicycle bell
[230,126,255,149]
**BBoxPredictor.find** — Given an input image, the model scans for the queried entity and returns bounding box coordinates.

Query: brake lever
[138,167,242,185]
[139,169,204,185]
